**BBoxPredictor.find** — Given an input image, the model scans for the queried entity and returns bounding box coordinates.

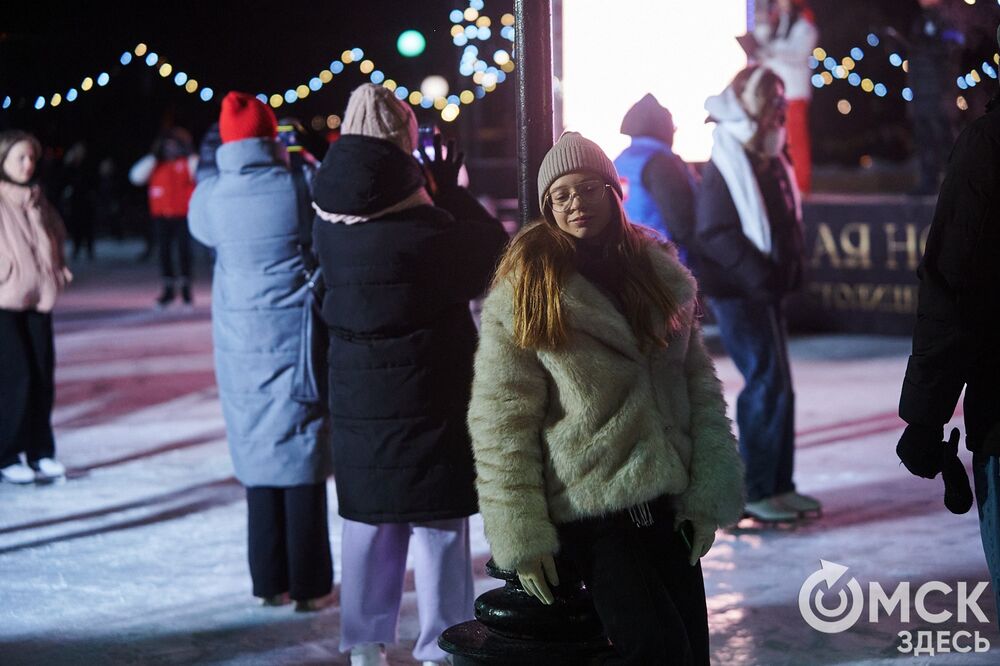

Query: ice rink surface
[1,244,996,665]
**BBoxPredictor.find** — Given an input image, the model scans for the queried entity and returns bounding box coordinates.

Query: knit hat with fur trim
[219,92,278,143]
[536,131,623,209]
[341,83,419,155]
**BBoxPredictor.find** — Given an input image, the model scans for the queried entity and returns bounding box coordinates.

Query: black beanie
[620,93,674,145]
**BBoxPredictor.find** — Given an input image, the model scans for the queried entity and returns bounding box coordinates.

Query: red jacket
[148,158,195,217]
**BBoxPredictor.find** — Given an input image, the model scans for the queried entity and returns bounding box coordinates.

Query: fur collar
[492,242,697,362]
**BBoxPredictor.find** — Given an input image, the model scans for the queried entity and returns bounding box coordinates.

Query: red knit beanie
[219,92,277,143]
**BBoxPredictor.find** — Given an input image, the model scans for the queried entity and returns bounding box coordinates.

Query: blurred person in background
[0,130,72,484]
[695,66,813,524]
[59,141,96,260]
[614,93,698,264]
[194,122,222,184]
[94,157,125,240]
[752,0,818,193]
[129,127,197,307]
[906,0,964,195]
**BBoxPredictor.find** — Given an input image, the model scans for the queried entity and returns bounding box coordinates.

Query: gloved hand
[897,424,945,479]
[677,519,716,566]
[515,553,559,605]
[419,134,464,197]
[942,427,973,514]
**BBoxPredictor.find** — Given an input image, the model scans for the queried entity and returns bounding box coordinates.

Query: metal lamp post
[438,2,611,663]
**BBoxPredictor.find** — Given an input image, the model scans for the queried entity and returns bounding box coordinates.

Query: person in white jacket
[753,0,818,193]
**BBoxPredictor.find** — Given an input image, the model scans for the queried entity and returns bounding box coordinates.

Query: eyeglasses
[545,179,611,213]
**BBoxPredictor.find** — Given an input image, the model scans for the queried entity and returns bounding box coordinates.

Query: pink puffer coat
[0,181,71,312]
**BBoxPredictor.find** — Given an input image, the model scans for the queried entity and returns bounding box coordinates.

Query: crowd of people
[2,1,998,663]
[0,60,818,664]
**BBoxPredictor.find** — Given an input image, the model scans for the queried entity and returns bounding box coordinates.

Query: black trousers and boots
[246,483,333,602]
[558,495,711,666]
[154,215,193,305]
[0,309,56,467]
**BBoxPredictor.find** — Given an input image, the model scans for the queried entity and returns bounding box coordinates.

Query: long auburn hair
[493,185,686,352]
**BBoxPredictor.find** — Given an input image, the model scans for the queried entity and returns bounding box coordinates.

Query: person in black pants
[558,496,710,665]
[128,128,197,308]
[468,132,745,665]
[0,130,72,484]
[0,311,58,480]
[188,93,334,610]
[246,485,332,605]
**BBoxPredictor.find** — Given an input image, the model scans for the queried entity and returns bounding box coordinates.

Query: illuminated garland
[809,31,1000,109]
[0,0,516,123]
[259,0,516,123]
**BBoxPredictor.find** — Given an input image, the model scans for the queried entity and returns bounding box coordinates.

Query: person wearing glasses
[468,131,744,665]
[694,65,812,524]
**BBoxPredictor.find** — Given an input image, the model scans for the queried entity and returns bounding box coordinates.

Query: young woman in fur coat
[468,132,745,665]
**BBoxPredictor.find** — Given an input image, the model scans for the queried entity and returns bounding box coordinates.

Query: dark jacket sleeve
[694,162,774,298]
[642,153,696,248]
[433,185,509,300]
[899,122,999,427]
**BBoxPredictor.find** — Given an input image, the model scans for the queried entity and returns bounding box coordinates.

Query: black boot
[156,282,176,308]
[180,280,193,306]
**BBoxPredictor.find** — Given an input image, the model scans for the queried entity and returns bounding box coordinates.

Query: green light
[397,30,426,58]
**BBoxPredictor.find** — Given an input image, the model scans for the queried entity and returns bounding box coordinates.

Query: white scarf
[704,86,800,255]
[313,187,434,225]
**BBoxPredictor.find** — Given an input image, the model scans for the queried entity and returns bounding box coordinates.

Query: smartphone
[418,123,438,153]
[678,520,695,555]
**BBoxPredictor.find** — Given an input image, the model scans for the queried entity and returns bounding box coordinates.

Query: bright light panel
[561,1,748,162]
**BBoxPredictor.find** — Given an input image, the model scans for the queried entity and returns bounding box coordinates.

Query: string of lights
[0,0,516,123]
[0,42,213,113]
[808,29,1000,110]
[260,1,516,123]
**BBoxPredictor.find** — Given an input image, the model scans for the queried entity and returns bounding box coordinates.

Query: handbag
[290,264,328,404]
[289,165,329,405]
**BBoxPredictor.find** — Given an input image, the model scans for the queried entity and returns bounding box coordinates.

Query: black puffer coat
[899,98,1000,454]
[692,156,804,300]
[312,135,508,522]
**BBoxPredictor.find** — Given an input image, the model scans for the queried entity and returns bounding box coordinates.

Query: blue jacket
[615,137,673,237]
[188,138,332,487]
[614,137,696,263]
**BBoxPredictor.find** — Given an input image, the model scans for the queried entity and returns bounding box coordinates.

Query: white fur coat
[468,243,745,570]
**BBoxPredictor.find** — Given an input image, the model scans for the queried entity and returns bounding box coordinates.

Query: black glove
[419,134,464,197]
[897,424,945,479]
[942,427,973,515]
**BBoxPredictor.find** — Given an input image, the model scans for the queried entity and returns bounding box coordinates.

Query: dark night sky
[2,0,999,171]
[0,0,507,159]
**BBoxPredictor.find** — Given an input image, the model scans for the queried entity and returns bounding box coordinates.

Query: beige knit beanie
[536,131,623,209]
[341,83,419,155]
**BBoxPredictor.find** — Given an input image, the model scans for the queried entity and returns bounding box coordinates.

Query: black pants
[154,216,193,281]
[0,309,56,467]
[558,496,710,666]
[246,483,333,600]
